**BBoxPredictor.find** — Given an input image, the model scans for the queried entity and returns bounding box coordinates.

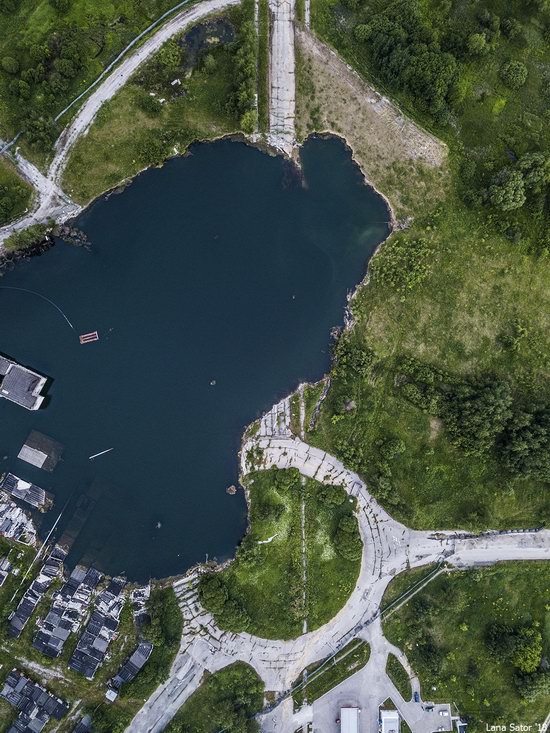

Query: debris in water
[226,485,237,495]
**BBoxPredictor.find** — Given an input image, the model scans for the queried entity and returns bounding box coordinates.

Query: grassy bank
[62,8,248,204]
[383,564,550,731]
[166,662,264,733]
[198,468,361,639]
[386,654,412,701]
[0,159,32,226]
[293,639,370,707]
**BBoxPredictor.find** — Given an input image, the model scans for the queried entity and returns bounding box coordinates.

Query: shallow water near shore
[0,136,390,581]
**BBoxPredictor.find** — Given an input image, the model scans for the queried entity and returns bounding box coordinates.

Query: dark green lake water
[0,137,389,581]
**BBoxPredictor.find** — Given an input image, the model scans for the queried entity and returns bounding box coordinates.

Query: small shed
[341,707,360,733]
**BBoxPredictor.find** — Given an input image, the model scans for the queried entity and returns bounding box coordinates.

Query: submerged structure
[17,431,64,472]
[33,565,103,659]
[0,355,47,411]
[0,473,51,511]
[69,577,126,679]
[9,546,66,638]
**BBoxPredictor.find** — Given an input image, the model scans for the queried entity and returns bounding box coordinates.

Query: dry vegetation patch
[295,28,448,218]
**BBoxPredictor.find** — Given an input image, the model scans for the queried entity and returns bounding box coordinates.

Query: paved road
[127,396,550,732]
[267,0,296,155]
[0,0,240,250]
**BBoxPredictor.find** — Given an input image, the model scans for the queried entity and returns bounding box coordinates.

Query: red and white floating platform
[79,331,99,345]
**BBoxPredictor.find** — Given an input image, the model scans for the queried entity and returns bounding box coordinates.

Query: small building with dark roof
[1,669,69,733]
[0,473,51,511]
[111,639,154,690]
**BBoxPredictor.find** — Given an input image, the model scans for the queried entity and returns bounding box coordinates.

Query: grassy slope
[0,158,33,226]
[303,0,550,531]
[165,662,264,733]
[62,15,242,204]
[383,564,550,731]
[292,639,371,706]
[204,468,361,640]
[386,654,412,701]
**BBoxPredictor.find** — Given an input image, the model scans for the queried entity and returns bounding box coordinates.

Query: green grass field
[383,564,550,732]
[165,663,264,733]
[199,468,361,639]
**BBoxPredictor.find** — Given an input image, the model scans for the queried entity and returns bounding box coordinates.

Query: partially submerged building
[18,431,64,472]
[0,473,51,512]
[0,668,69,733]
[72,715,93,733]
[33,565,103,658]
[109,639,154,694]
[0,356,47,411]
[9,546,66,638]
[69,577,126,680]
[0,495,36,545]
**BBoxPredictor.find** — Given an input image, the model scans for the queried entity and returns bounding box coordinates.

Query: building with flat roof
[0,356,47,411]
[380,709,400,733]
[341,707,359,733]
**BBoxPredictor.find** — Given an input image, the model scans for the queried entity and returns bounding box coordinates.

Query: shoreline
[0,130,396,589]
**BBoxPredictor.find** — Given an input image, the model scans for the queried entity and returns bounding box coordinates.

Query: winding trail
[127,396,550,732]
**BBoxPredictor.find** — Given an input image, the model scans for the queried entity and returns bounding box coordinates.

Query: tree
[198,573,228,614]
[203,53,217,74]
[501,18,523,41]
[334,515,362,561]
[511,625,543,673]
[500,407,550,481]
[467,33,488,56]
[518,152,550,195]
[488,167,526,211]
[240,108,257,134]
[442,376,513,455]
[1,56,19,74]
[499,60,528,89]
[516,671,550,701]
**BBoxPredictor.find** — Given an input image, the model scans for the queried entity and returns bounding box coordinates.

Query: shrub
[372,236,432,294]
[1,56,19,74]
[499,60,528,89]
[488,167,526,211]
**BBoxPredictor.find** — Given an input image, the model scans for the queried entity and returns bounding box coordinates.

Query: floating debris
[89,448,113,460]
[226,484,237,495]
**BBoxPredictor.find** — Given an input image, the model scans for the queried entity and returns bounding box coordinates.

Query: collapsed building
[0,494,36,545]
[69,577,126,680]
[8,546,66,638]
[0,669,69,733]
[0,473,51,512]
[33,565,103,658]
[0,355,47,411]
[108,639,154,698]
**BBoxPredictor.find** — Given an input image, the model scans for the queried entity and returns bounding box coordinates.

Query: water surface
[0,137,390,580]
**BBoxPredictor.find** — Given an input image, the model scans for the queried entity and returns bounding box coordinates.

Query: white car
[439,711,450,717]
